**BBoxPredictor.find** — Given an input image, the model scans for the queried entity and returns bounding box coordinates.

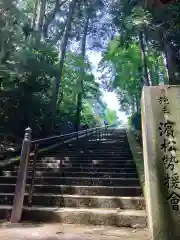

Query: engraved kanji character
[159,120,175,137]
[162,155,174,170]
[158,96,169,104]
[168,140,177,152]
[161,139,169,152]
[162,155,179,171]
[162,155,169,164]
[169,155,179,164]
[161,139,177,153]
[167,192,180,211]
[171,173,180,190]
[164,172,170,189]
[162,105,170,114]
[172,204,179,211]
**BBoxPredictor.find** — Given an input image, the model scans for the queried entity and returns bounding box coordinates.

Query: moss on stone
[126,129,145,195]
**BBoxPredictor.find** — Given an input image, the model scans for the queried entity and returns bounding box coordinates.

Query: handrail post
[28,143,39,207]
[10,127,32,223]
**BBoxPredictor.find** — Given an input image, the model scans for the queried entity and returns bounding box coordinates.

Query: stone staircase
[0,128,146,227]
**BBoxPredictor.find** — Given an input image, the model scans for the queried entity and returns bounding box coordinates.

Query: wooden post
[10,127,32,223]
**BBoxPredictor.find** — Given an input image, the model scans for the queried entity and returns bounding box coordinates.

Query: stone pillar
[141,86,180,240]
[10,127,32,223]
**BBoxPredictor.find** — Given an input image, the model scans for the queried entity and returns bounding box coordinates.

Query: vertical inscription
[158,89,180,211]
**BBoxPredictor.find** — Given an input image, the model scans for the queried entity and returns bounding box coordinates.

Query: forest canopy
[0,0,179,137]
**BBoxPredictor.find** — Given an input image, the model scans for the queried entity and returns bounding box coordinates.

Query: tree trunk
[162,34,179,85]
[139,31,150,86]
[154,63,160,85]
[32,0,39,29]
[50,0,76,130]
[75,10,90,131]
[75,92,82,131]
[55,0,77,104]
[36,0,47,41]
[161,52,169,84]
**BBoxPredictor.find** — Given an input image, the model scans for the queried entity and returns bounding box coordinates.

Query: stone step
[42,154,132,157]
[1,171,138,178]
[25,167,137,173]
[0,184,142,196]
[81,141,129,144]
[36,159,134,163]
[53,145,130,149]
[44,153,133,157]
[0,193,145,210]
[42,156,133,161]
[60,138,128,142]
[29,159,134,164]
[0,176,140,186]
[68,147,131,150]
[76,141,129,143]
[26,162,136,168]
[0,206,147,228]
[55,148,131,151]
[43,151,132,155]
[52,146,130,149]
[67,141,129,144]
[78,138,128,142]
[51,149,132,152]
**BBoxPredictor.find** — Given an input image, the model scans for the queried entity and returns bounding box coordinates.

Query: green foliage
[0,0,105,137]
[128,112,141,131]
[0,41,59,137]
[104,108,119,125]
[2,0,180,140]
[101,39,142,113]
[81,102,100,126]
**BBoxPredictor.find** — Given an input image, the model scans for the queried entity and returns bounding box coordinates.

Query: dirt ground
[0,223,149,240]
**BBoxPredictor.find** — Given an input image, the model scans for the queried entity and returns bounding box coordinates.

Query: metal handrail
[29,126,103,153]
[28,125,112,203]
[10,124,113,222]
[27,126,102,206]
[31,125,108,144]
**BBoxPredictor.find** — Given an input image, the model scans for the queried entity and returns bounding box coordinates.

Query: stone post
[10,127,32,223]
[141,86,180,240]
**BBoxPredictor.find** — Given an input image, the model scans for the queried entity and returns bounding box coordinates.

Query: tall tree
[74,0,105,130]
[55,0,77,104]
[75,3,90,131]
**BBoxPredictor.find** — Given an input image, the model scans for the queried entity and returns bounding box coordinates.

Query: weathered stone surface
[0,193,145,210]
[0,129,145,228]
[141,86,180,240]
[0,223,149,240]
[0,206,147,228]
